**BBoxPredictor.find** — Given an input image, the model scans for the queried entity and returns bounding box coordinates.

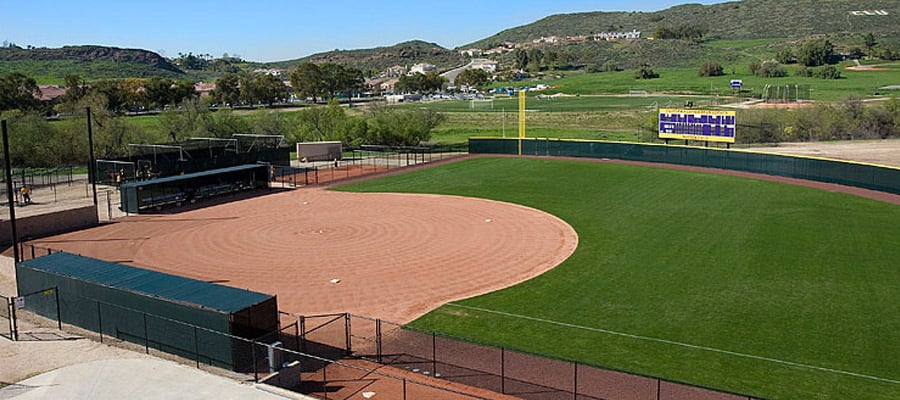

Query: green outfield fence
[469,138,900,195]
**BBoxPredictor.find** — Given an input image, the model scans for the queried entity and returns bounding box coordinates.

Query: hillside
[465,0,900,49]
[0,45,184,81]
[267,40,466,72]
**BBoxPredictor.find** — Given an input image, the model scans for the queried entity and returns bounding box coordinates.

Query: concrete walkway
[0,358,308,400]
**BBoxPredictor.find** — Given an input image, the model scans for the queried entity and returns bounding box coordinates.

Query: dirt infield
[25,188,578,324]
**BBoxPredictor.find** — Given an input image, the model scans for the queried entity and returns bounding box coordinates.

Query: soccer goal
[469,99,494,110]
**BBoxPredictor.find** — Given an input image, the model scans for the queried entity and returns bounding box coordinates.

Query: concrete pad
[0,358,306,400]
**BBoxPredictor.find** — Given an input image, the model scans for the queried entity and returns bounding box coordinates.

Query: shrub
[699,61,724,77]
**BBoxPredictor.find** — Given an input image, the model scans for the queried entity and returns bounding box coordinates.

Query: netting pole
[403,378,407,400]
[657,378,661,400]
[432,331,437,374]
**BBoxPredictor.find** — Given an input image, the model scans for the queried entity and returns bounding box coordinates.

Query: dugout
[17,252,278,372]
[119,164,269,213]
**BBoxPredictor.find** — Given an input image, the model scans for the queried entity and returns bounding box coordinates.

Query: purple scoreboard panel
[658,109,737,143]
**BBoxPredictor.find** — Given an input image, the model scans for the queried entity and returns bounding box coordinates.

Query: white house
[410,63,437,74]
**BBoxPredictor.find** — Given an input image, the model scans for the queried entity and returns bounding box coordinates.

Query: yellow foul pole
[518,90,525,155]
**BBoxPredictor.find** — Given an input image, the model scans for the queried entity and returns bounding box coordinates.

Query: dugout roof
[20,252,273,314]
[121,164,266,188]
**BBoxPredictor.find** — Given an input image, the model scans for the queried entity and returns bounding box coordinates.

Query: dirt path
[746,139,900,168]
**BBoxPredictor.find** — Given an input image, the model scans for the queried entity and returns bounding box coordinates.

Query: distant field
[336,157,900,400]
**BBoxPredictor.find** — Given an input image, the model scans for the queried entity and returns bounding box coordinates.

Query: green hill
[0,45,184,82]
[266,40,466,72]
[465,0,899,48]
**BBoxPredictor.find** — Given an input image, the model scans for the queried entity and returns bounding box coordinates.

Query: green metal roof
[120,164,267,188]
[20,252,273,314]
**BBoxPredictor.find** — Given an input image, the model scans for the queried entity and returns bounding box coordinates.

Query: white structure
[593,29,642,41]
[533,36,560,44]
[470,59,499,73]
[410,63,436,74]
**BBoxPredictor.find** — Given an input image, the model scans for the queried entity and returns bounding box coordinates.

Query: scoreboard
[658,109,736,143]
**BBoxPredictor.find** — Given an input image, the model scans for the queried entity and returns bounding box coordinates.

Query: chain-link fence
[339,314,764,400]
[273,144,467,187]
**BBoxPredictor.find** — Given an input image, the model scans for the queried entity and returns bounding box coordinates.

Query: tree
[0,72,41,112]
[253,73,288,106]
[455,68,491,89]
[863,33,877,54]
[634,64,659,79]
[514,49,529,70]
[798,39,834,67]
[750,60,787,78]
[698,61,724,77]
[813,65,841,80]
[290,63,325,102]
[212,73,241,105]
[775,48,795,64]
[363,105,446,146]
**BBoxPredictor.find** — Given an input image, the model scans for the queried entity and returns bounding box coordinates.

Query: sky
[3,1,728,63]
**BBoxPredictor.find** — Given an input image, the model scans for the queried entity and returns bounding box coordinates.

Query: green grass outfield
[334,157,900,399]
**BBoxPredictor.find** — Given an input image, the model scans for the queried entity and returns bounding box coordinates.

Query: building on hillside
[533,36,560,44]
[459,48,482,57]
[593,29,642,41]
[385,65,407,77]
[194,82,217,98]
[470,59,499,73]
[36,85,66,102]
[410,63,437,74]
[253,68,285,76]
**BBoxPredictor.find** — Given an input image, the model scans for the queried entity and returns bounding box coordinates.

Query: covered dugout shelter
[119,163,269,213]
[17,252,279,371]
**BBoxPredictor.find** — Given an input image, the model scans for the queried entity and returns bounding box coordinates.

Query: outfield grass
[335,157,900,399]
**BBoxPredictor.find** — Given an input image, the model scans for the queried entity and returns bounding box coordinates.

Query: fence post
[431,331,437,374]
[300,316,307,353]
[194,326,200,368]
[657,378,661,400]
[96,301,103,343]
[345,313,352,356]
[376,319,382,364]
[501,347,505,394]
[293,321,300,352]
[403,378,407,400]
[252,340,258,382]
[573,362,578,400]
[54,287,61,330]
[30,244,34,260]
[143,313,149,354]
[322,363,328,400]
[8,297,17,341]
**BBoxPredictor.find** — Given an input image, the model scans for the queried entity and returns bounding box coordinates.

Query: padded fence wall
[469,138,900,195]
[16,264,238,369]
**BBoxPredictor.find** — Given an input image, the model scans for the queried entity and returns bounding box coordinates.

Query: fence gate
[0,294,14,340]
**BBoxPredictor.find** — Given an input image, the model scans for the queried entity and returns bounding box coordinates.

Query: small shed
[296,141,342,162]
[17,252,278,371]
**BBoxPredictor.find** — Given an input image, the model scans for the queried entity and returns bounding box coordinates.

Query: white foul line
[446,303,900,385]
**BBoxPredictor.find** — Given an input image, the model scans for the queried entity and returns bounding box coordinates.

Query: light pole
[2,120,21,263]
